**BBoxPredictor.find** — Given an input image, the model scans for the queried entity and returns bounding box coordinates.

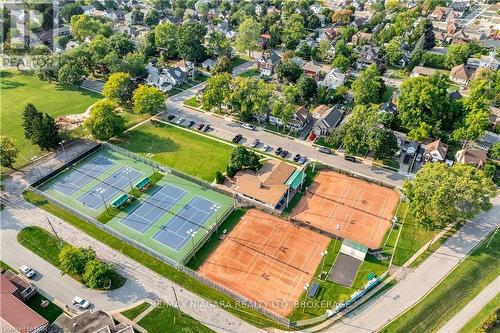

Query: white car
[72,297,90,309]
[176,117,186,125]
[19,265,36,278]
[261,144,270,152]
[241,123,256,130]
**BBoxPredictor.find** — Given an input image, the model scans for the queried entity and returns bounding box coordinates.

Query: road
[322,195,500,333]
[437,275,500,333]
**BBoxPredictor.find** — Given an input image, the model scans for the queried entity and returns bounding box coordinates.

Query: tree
[227,77,274,121]
[0,136,18,169]
[155,23,178,59]
[132,85,165,115]
[59,245,96,276]
[331,9,353,24]
[144,9,160,26]
[69,15,112,41]
[282,14,305,50]
[60,3,83,22]
[275,60,303,83]
[445,43,483,68]
[490,142,500,159]
[103,72,134,104]
[23,103,42,142]
[404,163,495,229]
[351,65,385,105]
[211,56,232,75]
[130,9,144,24]
[207,31,232,58]
[270,98,295,131]
[228,146,262,172]
[370,128,399,159]
[84,100,125,140]
[296,75,317,101]
[82,259,115,289]
[202,73,231,111]
[121,52,147,77]
[103,51,123,73]
[408,122,432,142]
[396,74,450,133]
[109,33,135,57]
[89,35,112,69]
[176,22,207,62]
[58,62,86,86]
[235,18,262,56]
[22,104,61,150]
[422,19,435,50]
[385,37,403,65]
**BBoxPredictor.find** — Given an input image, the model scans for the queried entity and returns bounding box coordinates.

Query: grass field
[289,240,389,321]
[26,292,64,323]
[459,293,500,333]
[22,190,284,329]
[237,68,259,77]
[121,302,151,320]
[382,86,396,103]
[381,231,500,333]
[17,226,126,290]
[0,260,15,272]
[115,122,233,182]
[138,303,214,333]
[0,70,101,165]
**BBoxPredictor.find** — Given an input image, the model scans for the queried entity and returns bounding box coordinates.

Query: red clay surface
[292,171,399,249]
[199,209,330,316]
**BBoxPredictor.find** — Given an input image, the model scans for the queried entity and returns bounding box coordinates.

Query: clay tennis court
[199,209,330,316]
[292,171,399,249]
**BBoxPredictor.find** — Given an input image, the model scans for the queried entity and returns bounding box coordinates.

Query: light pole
[59,140,69,163]
[332,224,341,255]
[231,184,239,206]
[123,168,134,192]
[30,156,42,177]
[303,283,310,313]
[187,229,197,259]
[146,153,155,172]
[320,250,328,279]
[96,187,109,214]
[211,204,220,232]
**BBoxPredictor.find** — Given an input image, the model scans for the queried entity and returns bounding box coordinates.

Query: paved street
[437,275,500,333]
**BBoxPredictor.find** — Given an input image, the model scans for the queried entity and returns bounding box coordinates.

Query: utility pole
[171,286,181,312]
[46,217,62,248]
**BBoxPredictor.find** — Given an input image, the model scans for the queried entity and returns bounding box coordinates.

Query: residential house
[410,66,443,77]
[146,63,187,92]
[175,59,195,76]
[257,51,282,77]
[453,28,485,43]
[355,45,382,69]
[379,102,397,116]
[53,310,133,333]
[351,32,371,45]
[81,5,96,15]
[424,139,448,162]
[0,273,47,333]
[269,106,312,131]
[351,17,366,29]
[449,64,475,86]
[318,68,346,89]
[455,149,487,168]
[302,60,322,81]
[429,6,451,21]
[474,131,500,151]
[201,58,216,71]
[312,105,343,136]
[467,54,500,71]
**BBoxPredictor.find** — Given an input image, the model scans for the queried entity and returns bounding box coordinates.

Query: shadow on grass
[117,125,181,155]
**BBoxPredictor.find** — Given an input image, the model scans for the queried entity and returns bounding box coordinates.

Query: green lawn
[0,260,15,272]
[382,86,396,103]
[114,122,233,182]
[0,70,101,166]
[138,304,214,333]
[289,240,389,321]
[459,293,500,333]
[169,75,208,96]
[237,68,259,77]
[22,190,286,329]
[183,96,201,108]
[17,226,126,290]
[230,55,251,69]
[121,302,151,320]
[381,231,500,333]
[26,292,64,323]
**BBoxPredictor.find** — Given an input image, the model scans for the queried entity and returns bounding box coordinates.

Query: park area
[292,170,400,249]
[199,209,330,317]
[114,122,233,182]
[38,146,234,263]
[0,70,101,165]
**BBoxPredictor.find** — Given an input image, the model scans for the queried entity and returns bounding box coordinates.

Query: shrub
[215,171,225,184]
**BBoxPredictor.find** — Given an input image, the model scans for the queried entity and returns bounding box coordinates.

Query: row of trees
[226,146,262,177]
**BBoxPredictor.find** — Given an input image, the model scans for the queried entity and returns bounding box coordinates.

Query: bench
[307,283,320,298]
[135,177,152,192]
[112,194,130,209]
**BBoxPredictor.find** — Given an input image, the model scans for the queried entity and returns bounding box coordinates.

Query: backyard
[114,121,233,182]
[0,70,101,166]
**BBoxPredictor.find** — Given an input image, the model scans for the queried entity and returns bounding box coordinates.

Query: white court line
[325,183,351,228]
[336,186,363,239]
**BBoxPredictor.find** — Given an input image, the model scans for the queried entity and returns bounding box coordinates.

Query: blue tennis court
[52,156,115,196]
[120,184,187,233]
[152,196,220,251]
[78,167,142,210]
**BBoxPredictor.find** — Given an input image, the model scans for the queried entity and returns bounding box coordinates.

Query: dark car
[167,115,175,121]
[202,124,210,132]
[293,154,301,162]
[403,154,411,164]
[275,147,283,155]
[344,155,356,162]
[232,134,243,143]
[197,123,204,130]
[280,150,289,158]
[187,120,195,127]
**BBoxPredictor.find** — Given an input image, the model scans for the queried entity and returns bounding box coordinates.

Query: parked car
[416,153,422,162]
[403,154,410,164]
[167,115,175,121]
[176,117,185,125]
[344,155,356,162]
[293,154,301,162]
[298,156,307,164]
[317,147,331,154]
[19,265,35,278]
[187,120,195,127]
[275,147,283,155]
[197,123,204,130]
[242,123,256,130]
[202,124,210,132]
[232,134,243,143]
[250,139,260,148]
[280,150,289,158]
[72,297,90,309]
[261,144,270,152]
